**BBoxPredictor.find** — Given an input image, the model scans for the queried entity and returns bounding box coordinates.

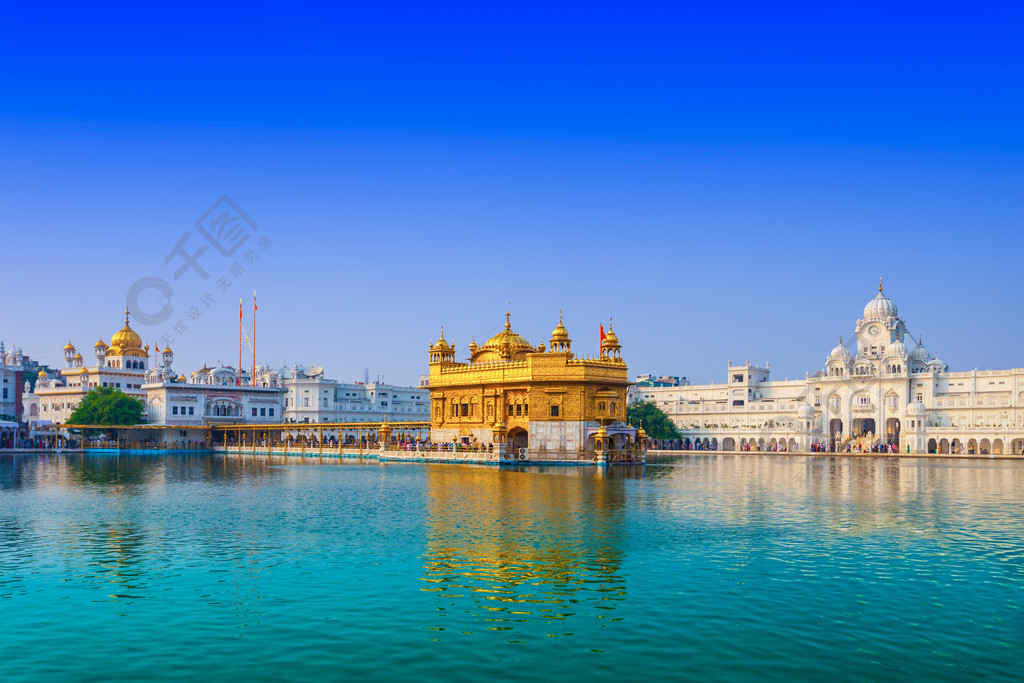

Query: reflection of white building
[633,284,1024,455]
[282,365,429,424]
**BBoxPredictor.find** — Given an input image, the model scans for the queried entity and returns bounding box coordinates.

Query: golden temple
[428,312,638,457]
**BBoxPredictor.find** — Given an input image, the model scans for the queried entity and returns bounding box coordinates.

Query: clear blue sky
[1,2,1021,384]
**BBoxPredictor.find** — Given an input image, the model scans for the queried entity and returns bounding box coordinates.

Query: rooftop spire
[879,277,883,293]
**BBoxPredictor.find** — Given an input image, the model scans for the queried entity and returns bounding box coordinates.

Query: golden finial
[839,335,843,344]
[878,277,883,293]
[559,309,563,324]
[124,307,131,324]
[609,316,613,330]
[504,311,511,330]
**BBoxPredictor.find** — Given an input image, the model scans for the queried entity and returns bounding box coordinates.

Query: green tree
[67,386,145,426]
[627,401,681,440]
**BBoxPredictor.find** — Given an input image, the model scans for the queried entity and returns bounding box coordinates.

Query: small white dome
[828,338,851,364]
[864,289,898,322]
[905,400,926,417]
[910,338,929,363]
[798,403,815,418]
[887,336,908,359]
[928,357,947,371]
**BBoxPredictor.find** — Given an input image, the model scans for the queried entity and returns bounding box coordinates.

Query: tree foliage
[67,387,145,426]
[627,400,681,440]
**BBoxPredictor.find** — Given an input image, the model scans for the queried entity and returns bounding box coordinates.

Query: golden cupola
[429,328,456,364]
[600,318,623,361]
[549,311,572,354]
[109,309,147,358]
[471,312,535,363]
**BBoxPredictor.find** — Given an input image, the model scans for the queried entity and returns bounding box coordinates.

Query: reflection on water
[421,466,639,640]
[0,452,1021,682]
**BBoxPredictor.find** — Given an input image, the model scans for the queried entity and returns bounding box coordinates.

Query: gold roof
[37,368,47,378]
[551,311,570,341]
[483,313,532,350]
[63,340,75,351]
[433,327,451,351]
[95,339,108,349]
[111,309,143,350]
[603,319,620,345]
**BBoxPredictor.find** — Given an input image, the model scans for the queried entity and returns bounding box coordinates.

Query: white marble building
[21,310,286,433]
[23,311,153,425]
[632,284,1024,455]
[0,342,26,422]
[282,365,429,426]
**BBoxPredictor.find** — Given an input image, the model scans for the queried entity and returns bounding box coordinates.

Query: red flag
[239,299,243,319]
[155,342,161,353]
[253,292,257,312]
[600,324,607,343]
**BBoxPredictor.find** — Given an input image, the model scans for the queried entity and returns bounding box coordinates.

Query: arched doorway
[980,438,991,455]
[885,418,901,448]
[968,438,978,454]
[829,419,843,440]
[993,438,1004,455]
[722,437,736,451]
[710,437,719,451]
[788,438,798,452]
[508,427,528,452]
[939,438,949,454]
[1012,439,1023,455]
[853,418,876,439]
[952,438,963,454]
[927,438,937,453]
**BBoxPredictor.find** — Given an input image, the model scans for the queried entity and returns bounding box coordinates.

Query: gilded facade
[428,313,636,455]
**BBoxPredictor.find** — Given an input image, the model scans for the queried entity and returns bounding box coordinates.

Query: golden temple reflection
[420,465,636,636]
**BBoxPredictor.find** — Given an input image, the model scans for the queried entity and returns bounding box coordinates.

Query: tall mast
[238,298,243,386]
[252,291,257,387]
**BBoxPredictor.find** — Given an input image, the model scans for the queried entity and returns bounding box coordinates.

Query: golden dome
[162,345,173,355]
[111,309,143,350]
[176,374,187,383]
[107,345,123,356]
[551,311,570,341]
[95,339,108,349]
[74,352,83,361]
[483,313,533,350]
[63,340,75,351]
[37,368,47,378]
[433,327,451,351]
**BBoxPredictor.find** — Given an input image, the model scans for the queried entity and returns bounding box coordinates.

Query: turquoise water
[0,453,1021,682]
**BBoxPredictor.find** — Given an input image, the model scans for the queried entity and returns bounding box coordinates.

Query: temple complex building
[427,312,637,457]
[21,310,285,437]
[23,310,153,425]
[631,283,1024,455]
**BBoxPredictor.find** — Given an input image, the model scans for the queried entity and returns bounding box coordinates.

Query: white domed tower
[826,337,851,376]
[63,340,76,367]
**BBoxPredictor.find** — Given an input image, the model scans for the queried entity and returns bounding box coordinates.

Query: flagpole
[238,298,243,387]
[252,291,256,387]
